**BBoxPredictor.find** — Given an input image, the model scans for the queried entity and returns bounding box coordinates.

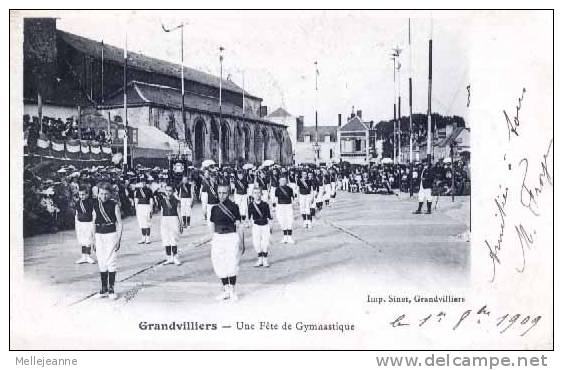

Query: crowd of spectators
[340,159,471,196]
[24,114,113,145]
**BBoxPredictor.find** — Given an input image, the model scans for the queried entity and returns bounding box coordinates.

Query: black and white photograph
[9,9,553,352]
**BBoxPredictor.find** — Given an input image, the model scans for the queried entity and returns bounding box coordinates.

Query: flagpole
[219,46,224,168]
[408,18,414,196]
[101,40,104,103]
[427,18,433,164]
[314,61,319,165]
[123,30,128,170]
[397,49,402,164]
[242,71,245,117]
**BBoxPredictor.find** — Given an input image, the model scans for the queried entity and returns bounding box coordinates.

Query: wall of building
[294,141,337,164]
[23,103,78,121]
[267,114,297,156]
[98,105,293,166]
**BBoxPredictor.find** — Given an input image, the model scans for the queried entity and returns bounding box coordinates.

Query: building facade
[337,113,377,165]
[294,116,338,165]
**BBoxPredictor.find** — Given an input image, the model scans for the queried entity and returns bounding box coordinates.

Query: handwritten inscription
[519,139,553,216]
[390,305,541,337]
[484,88,553,283]
[503,88,526,141]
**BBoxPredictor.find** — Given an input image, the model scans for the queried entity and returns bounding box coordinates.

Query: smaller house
[337,114,377,165]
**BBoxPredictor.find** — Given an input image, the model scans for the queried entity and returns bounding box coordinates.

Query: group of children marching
[73,166,338,301]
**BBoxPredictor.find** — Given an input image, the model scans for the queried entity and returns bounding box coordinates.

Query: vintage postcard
[9,9,554,351]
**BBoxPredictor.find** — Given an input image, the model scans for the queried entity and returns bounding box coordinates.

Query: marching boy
[209,184,243,301]
[248,187,273,267]
[176,175,194,229]
[298,170,313,229]
[75,185,96,264]
[93,182,123,300]
[134,177,153,244]
[161,185,183,265]
[233,171,249,223]
[274,176,295,244]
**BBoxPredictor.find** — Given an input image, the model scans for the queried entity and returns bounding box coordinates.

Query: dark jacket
[420,168,435,189]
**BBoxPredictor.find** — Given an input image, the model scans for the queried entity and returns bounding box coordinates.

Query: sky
[51,10,469,126]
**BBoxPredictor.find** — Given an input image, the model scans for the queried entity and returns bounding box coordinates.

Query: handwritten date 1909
[390,305,541,337]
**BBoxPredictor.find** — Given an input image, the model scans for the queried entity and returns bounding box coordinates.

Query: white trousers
[211,232,240,278]
[234,193,248,217]
[276,204,293,230]
[75,220,94,246]
[331,182,336,196]
[262,189,269,202]
[95,232,118,272]
[418,187,432,202]
[315,188,325,204]
[252,224,271,254]
[180,198,193,217]
[299,194,312,215]
[289,182,298,197]
[269,187,277,204]
[201,192,208,217]
[247,183,255,196]
[323,184,332,201]
[136,204,152,228]
[161,216,180,246]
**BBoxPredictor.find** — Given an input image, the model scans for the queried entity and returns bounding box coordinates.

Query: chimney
[260,106,268,118]
[297,116,304,137]
[357,110,362,119]
[338,114,342,127]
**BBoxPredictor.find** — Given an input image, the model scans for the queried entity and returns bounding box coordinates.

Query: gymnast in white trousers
[248,187,273,267]
[134,180,153,244]
[274,176,295,244]
[209,184,243,302]
[297,174,313,229]
[74,186,96,264]
[176,176,194,228]
[160,185,184,266]
[93,183,122,300]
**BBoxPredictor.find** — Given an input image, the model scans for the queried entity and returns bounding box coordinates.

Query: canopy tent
[132,126,181,159]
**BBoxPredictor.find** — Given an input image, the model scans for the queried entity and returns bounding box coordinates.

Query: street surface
[23,191,470,309]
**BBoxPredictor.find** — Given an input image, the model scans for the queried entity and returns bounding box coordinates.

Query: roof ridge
[57,29,259,99]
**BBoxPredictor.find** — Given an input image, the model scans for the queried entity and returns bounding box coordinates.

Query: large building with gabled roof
[22,17,293,165]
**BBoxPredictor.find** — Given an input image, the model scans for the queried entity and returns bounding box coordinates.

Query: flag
[66,139,80,159]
